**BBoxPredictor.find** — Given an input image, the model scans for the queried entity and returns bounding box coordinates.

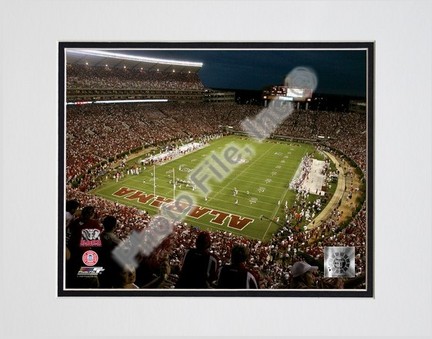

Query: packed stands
[67,64,204,91]
[65,59,367,290]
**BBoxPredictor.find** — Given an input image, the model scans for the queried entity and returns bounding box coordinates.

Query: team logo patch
[324,246,355,278]
[82,250,99,267]
[80,228,102,247]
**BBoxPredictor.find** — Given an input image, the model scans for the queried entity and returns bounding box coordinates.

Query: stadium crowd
[67,64,204,91]
[274,110,366,173]
[66,102,259,185]
[66,186,366,289]
[65,70,367,289]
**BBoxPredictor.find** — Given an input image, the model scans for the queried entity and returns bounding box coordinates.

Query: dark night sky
[120,49,367,97]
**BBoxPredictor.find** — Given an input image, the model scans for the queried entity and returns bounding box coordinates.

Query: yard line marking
[89,137,315,241]
[209,143,279,202]
[260,151,311,241]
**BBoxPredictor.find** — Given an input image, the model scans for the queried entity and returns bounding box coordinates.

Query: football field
[91,135,319,241]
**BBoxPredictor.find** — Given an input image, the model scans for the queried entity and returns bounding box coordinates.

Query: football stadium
[62,46,371,293]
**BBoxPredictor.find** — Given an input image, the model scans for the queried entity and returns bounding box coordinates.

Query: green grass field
[91,135,322,242]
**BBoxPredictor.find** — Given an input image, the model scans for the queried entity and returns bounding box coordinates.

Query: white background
[1,0,431,337]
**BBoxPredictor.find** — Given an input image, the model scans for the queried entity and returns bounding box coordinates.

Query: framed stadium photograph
[58,42,374,297]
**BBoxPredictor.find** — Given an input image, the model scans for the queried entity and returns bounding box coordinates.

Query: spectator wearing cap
[175,231,218,288]
[289,261,319,289]
[217,244,258,289]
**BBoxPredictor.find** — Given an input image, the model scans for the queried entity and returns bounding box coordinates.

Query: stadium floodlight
[66,101,93,105]
[95,99,168,104]
[66,99,169,105]
[67,49,203,68]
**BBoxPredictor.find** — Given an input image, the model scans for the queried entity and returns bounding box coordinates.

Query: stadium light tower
[67,49,203,68]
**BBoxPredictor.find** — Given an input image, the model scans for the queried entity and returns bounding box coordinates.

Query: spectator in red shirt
[67,206,103,287]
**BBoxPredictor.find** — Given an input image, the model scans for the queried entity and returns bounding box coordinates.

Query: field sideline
[91,135,328,241]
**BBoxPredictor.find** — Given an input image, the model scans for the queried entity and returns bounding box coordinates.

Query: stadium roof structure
[66,49,203,73]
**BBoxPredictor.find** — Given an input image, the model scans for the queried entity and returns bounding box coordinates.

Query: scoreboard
[263,86,313,102]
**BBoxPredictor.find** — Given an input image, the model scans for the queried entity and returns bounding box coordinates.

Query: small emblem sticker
[82,250,99,267]
[324,246,355,278]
